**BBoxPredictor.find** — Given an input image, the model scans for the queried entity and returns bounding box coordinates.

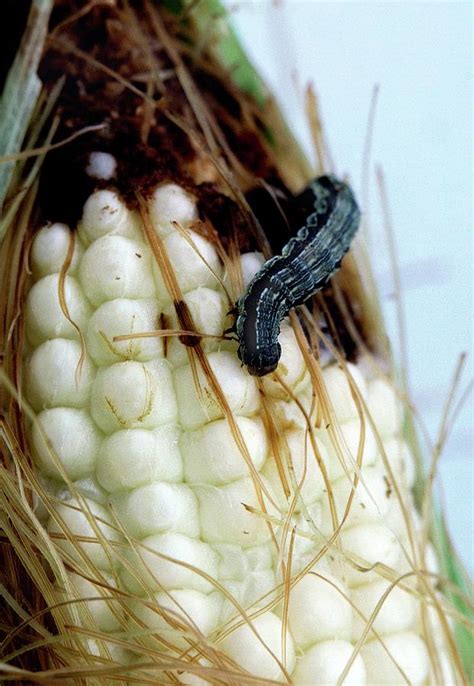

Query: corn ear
[0,2,471,685]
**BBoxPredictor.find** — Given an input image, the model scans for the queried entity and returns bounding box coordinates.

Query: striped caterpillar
[236,175,361,376]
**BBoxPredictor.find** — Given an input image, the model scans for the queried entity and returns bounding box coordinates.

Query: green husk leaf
[432,509,474,679]
[166,0,268,106]
[0,0,53,214]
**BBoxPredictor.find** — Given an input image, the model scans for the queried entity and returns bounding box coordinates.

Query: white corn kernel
[417,593,454,651]
[242,567,276,607]
[220,613,296,681]
[218,580,245,623]
[262,324,307,399]
[25,274,91,345]
[33,473,59,522]
[262,428,325,511]
[278,501,323,568]
[121,532,218,595]
[383,490,410,537]
[86,151,117,180]
[25,338,95,411]
[335,523,401,587]
[423,542,440,576]
[319,466,394,535]
[246,543,273,571]
[86,298,162,366]
[112,482,199,538]
[85,636,131,664]
[366,377,403,438]
[66,571,122,632]
[96,425,183,493]
[79,235,155,306]
[214,543,248,581]
[193,477,273,547]
[240,251,265,288]
[73,475,108,505]
[149,183,198,237]
[174,351,260,430]
[351,579,417,640]
[30,223,83,276]
[152,229,222,303]
[31,407,102,480]
[288,572,352,648]
[268,384,315,430]
[181,416,267,485]
[361,631,429,686]
[292,639,366,686]
[381,436,416,488]
[321,363,367,424]
[80,190,141,244]
[163,287,227,367]
[130,589,221,648]
[91,359,177,434]
[47,497,121,571]
[317,417,378,482]
[223,251,265,296]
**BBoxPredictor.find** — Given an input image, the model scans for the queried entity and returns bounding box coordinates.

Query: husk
[0,0,53,219]
[0,1,471,683]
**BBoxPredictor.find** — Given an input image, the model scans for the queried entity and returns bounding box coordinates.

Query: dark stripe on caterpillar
[235,175,361,376]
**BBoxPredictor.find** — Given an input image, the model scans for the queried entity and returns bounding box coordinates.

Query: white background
[223,0,473,571]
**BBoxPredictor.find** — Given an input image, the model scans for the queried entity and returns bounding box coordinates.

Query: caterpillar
[235,175,361,376]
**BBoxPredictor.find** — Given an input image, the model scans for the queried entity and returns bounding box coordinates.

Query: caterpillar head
[237,341,281,377]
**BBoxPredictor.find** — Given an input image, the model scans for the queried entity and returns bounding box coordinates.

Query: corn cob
[0,2,467,685]
[19,178,447,685]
